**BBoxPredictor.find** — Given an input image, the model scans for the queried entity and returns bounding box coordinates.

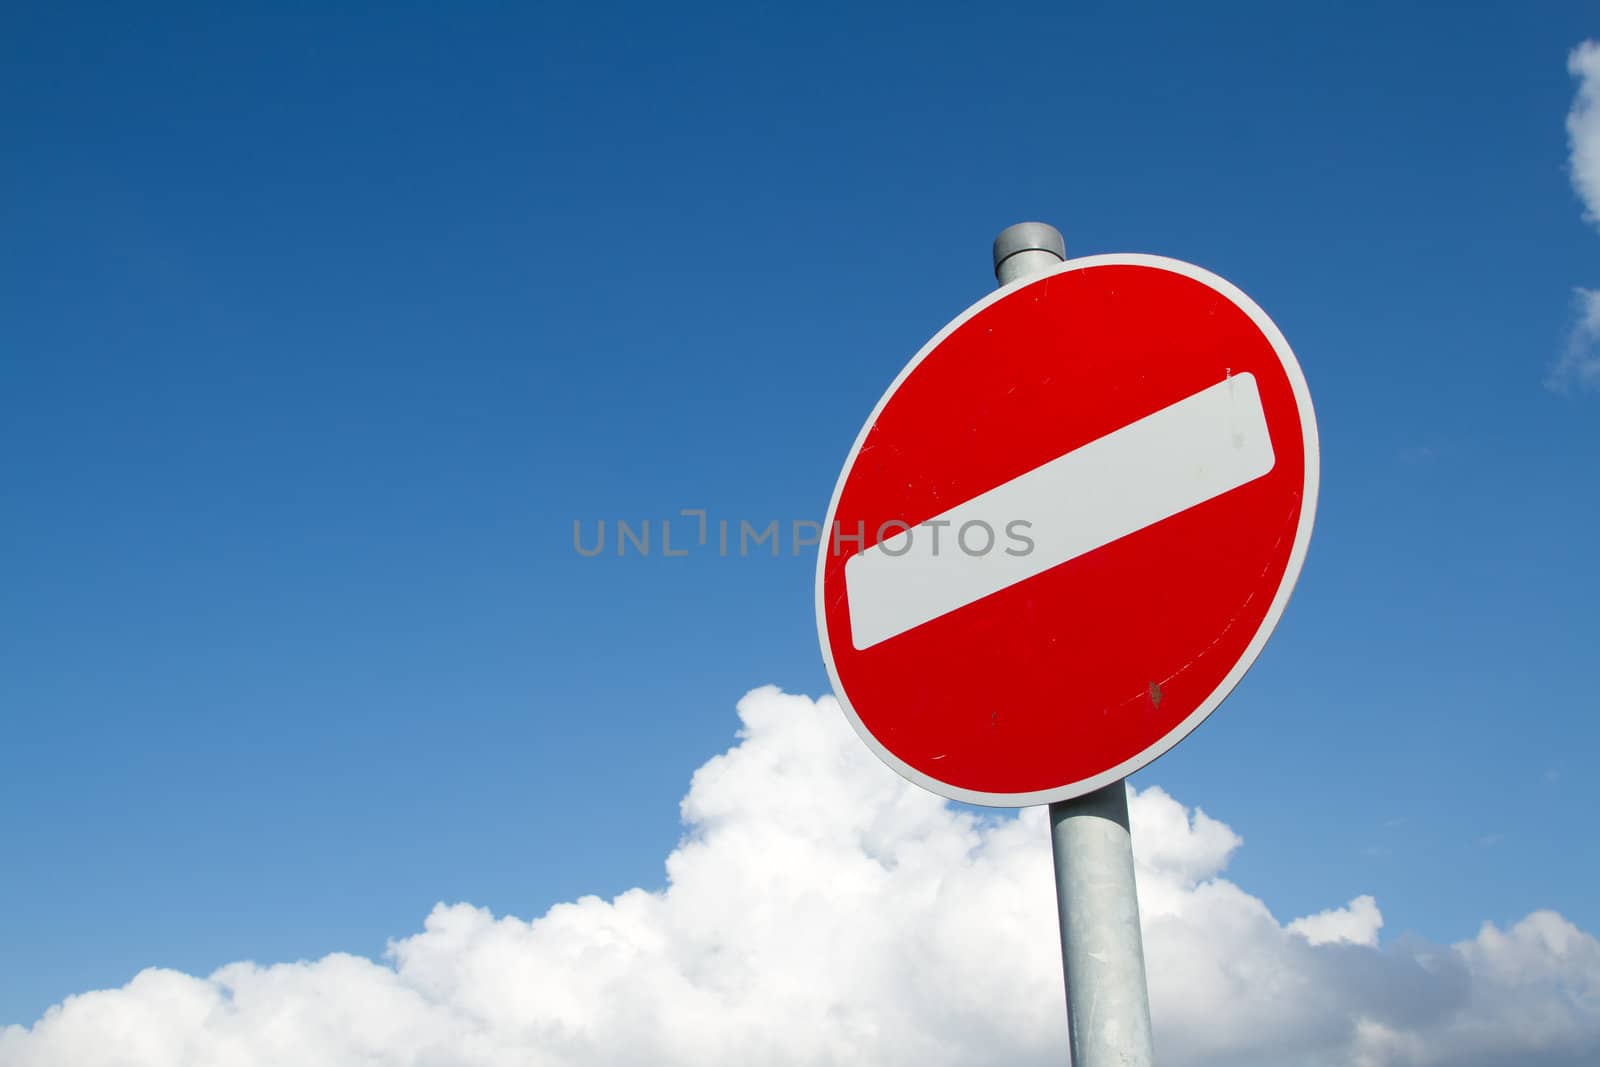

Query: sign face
[815,254,1319,806]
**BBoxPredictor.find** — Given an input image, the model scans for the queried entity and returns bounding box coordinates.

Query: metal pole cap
[992,221,1067,280]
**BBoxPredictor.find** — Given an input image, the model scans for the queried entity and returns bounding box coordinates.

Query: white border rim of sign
[813,253,1322,808]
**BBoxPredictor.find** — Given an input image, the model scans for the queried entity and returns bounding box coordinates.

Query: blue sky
[3,0,1598,1037]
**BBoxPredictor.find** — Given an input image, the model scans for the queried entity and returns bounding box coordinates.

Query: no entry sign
[815,254,1319,806]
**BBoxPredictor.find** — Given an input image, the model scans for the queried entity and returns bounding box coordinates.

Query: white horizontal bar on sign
[844,373,1276,650]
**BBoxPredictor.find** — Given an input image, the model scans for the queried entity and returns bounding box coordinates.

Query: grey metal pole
[1049,785,1156,1066]
[992,220,1066,286]
[991,222,1156,1067]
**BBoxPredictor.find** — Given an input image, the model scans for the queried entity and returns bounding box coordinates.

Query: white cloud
[1569,41,1600,228]
[2,686,1597,1067]
[1289,894,1384,947]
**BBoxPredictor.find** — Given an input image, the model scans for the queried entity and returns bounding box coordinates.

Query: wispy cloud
[1554,42,1600,391]
[1569,42,1600,228]
[1549,288,1600,392]
[2,687,1597,1067]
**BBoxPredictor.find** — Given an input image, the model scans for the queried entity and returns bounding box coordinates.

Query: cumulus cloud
[1555,43,1600,390]
[2,687,1598,1067]
[1289,894,1384,948]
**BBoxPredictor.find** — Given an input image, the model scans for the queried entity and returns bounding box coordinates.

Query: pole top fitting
[992,222,1067,284]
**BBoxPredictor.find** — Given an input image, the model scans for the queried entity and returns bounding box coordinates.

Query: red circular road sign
[815,254,1319,806]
